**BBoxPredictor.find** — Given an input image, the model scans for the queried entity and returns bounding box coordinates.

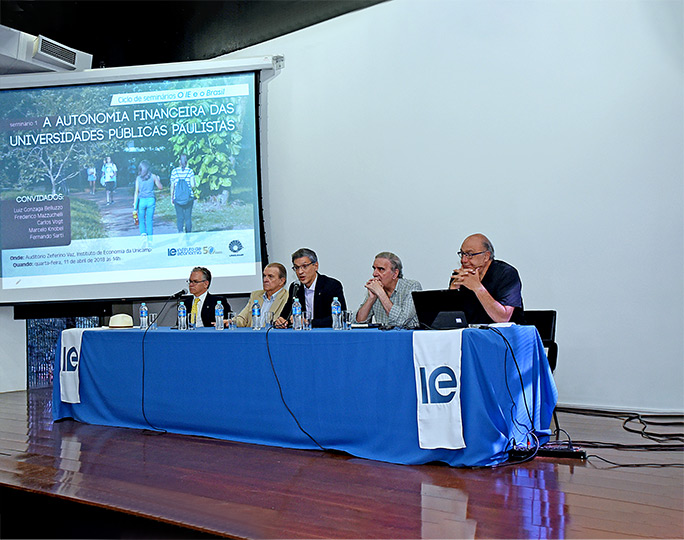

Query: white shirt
[262,287,284,315]
[191,291,208,327]
[304,276,317,316]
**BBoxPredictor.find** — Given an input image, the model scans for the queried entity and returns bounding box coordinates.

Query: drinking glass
[262,311,274,329]
[302,310,312,330]
[343,310,354,330]
[225,312,236,330]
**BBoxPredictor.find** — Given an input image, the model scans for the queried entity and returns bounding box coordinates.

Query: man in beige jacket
[235,263,289,327]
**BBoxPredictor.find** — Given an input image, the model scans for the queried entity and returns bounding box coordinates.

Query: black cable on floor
[585,454,684,469]
[264,325,327,451]
[551,407,684,467]
[139,298,179,435]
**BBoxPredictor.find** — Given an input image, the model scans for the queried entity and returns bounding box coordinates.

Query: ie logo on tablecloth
[419,366,458,404]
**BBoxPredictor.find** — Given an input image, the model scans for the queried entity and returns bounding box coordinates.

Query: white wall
[227,0,683,411]
[0,306,26,392]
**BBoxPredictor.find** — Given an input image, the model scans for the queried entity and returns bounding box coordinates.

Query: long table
[53,325,558,467]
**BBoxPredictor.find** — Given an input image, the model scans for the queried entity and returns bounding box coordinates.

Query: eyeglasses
[292,262,315,271]
[186,279,207,285]
[458,251,486,259]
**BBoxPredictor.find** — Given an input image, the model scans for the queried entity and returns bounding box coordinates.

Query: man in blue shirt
[449,234,524,324]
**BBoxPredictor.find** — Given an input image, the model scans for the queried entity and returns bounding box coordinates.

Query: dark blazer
[281,273,346,328]
[181,292,230,328]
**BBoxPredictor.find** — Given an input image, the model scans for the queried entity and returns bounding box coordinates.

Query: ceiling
[0,0,385,68]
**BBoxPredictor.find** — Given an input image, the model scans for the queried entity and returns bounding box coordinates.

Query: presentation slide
[0,68,264,304]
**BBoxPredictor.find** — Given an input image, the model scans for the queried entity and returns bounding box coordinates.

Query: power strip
[509,445,587,460]
[537,446,587,459]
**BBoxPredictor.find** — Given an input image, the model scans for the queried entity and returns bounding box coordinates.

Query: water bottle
[139,302,149,330]
[331,297,342,330]
[292,297,303,330]
[251,300,261,330]
[215,300,224,331]
[178,301,187,330]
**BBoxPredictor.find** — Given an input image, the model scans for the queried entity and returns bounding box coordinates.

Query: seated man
[276,248,347,328]
[235,263,289,327]
[181,266,230,327]
[449,233,523,324]
[355,251,422,328]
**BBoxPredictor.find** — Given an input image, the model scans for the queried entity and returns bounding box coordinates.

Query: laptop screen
[411,289,470,329]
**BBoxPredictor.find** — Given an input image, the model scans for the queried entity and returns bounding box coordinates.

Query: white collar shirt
[192,291,208,327]
[262,287,284,315]
[304,276,317,316]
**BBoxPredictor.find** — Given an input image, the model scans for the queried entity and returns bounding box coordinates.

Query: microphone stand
[159,289,187,329]
[287,282,301,328]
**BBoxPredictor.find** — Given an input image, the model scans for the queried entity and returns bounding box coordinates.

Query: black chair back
[523,310,558,372]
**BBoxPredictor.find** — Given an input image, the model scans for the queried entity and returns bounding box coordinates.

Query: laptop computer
[411,289,469,330]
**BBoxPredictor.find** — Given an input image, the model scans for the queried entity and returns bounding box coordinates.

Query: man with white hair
[355,251,422,328]
[180,266,230,328]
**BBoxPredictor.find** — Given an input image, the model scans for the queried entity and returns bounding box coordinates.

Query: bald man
[449,233,523,324]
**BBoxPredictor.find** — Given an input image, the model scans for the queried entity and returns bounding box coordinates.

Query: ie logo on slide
[61,346,79,372]
[229,240,243,253]
[419,366,457,404]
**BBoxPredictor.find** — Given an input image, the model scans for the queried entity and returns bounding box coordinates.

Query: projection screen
[0,57,277,305]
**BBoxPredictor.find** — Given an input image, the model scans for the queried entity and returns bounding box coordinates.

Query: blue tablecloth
[53,326,557,467]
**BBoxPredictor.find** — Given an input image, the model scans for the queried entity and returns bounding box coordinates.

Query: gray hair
[291,248,318,264]
[192,266,211,286]
[265,262,287,280]
[482,239,495,259]
[375,251,403,279]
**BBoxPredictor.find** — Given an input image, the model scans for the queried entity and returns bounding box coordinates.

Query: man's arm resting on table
[473,285,515,323]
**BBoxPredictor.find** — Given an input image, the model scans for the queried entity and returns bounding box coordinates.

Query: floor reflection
[17,389,568,538]
[413,459,567,539]
[421,483,477,539]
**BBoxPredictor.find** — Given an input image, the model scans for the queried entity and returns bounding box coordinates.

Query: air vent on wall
[0,24,92,75]
[34,36,78,68]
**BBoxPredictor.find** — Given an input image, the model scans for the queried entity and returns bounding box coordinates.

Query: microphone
[292,282,300,297]
[171,288,187,299]
[155,289,188,330]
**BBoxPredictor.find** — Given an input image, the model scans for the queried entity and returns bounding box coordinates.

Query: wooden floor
[0,388,682,539]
